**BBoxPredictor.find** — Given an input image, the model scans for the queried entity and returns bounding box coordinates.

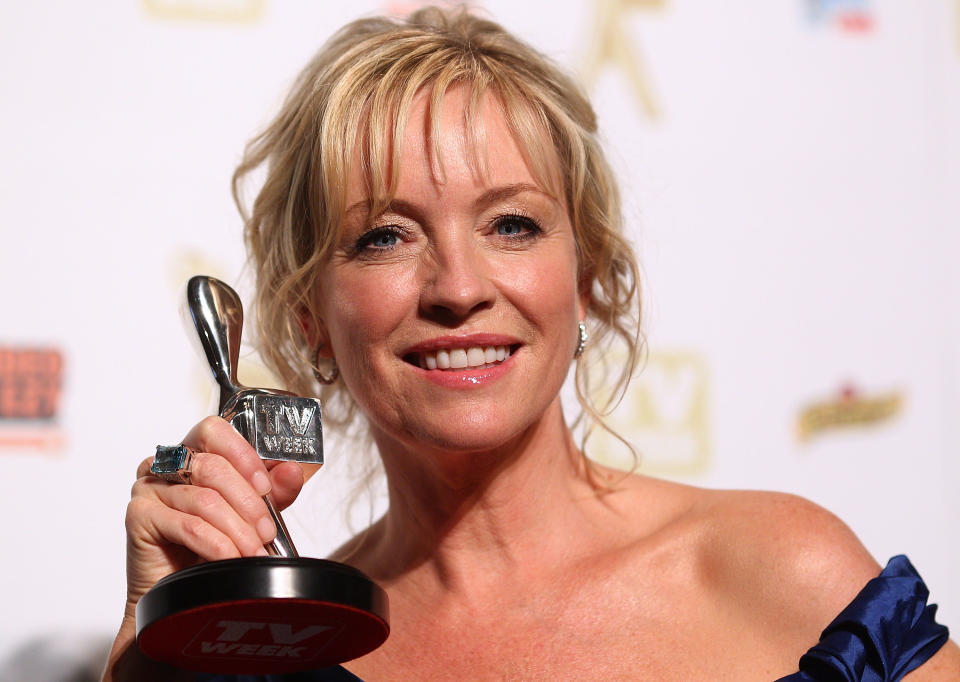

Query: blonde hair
[234,6,643,458]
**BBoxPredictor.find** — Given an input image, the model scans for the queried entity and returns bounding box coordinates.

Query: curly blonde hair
[233,6,643,456]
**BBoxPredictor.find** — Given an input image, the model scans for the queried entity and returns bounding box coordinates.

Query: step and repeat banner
[1,0,958,678]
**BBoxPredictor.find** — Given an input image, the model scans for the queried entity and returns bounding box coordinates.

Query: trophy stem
[263,494,298,558]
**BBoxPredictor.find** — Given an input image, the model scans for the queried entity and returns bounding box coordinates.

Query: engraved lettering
[215,620,265,642]
[262,435,280,452]
[284,405,315,436]
[268,624,334,644]
[276,645,305,657]
[200,642,240,654]
[259,404,283,435]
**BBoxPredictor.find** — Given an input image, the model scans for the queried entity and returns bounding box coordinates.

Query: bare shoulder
[598,480,881,658]
[695,490,881,629]
[702,490,960,679]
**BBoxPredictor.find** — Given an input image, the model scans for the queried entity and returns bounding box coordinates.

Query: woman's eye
[493,215,540,239]
[355,227,401,252]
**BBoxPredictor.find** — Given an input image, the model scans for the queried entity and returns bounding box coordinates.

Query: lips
[415,345,513,370]
[401,336,520,371]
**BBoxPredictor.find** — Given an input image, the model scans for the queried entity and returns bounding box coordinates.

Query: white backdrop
[1,0,957,676]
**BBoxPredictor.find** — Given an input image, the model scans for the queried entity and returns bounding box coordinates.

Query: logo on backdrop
[582,0,666,120]
[0,346,66,451]
[142,0,265,23]
[804,0,874,33]
[795,382,902,441]
[589,350,710,477]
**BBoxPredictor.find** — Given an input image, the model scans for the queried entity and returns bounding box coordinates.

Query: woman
[105,7,958,680]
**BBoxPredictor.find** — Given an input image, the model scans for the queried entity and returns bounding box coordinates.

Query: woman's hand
[123,416,306,616]
[103,417,306,680]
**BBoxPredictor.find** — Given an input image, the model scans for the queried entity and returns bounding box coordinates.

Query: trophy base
[136,557,389,674]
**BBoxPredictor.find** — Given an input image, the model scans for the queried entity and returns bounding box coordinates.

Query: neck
[354,398,605,598]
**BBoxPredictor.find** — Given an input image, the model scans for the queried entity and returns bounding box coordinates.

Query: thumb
[265,460,306,511]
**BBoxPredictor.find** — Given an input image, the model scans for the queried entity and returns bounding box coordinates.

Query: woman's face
[314,87,586,455]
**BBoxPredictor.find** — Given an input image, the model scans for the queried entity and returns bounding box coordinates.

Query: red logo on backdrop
[183,618,344,663]
[0,346,65,450]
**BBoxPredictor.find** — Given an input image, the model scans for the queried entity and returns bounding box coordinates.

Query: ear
[296,306,333,359]
[576,272,593,323]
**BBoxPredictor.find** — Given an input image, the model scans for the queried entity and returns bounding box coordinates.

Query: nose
[419,233,497,324]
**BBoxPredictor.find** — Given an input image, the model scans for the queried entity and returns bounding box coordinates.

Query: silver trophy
[137,276,388,675]
[187,275,323,557]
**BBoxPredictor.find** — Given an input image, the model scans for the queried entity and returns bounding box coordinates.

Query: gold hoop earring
[574,321,588,358]
[313,345,339,385]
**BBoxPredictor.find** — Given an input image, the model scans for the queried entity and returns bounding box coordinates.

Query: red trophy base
[136,557,389,674]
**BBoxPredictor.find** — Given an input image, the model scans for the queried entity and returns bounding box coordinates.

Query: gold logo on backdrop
[589,351,709,477]
[796,384,903,441]
[142,0,265,23]
[581,0,666,119]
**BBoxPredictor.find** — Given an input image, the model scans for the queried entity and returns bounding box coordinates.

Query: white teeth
[418,345,513,370]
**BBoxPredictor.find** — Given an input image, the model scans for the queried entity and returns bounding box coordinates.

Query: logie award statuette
[135,275,389,674]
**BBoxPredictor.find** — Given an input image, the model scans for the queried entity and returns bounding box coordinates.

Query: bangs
[316,41,566,243]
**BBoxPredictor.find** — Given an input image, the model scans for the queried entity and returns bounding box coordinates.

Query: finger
[267,461,306,511]
[134,452,277,545]
[182,452,278,544]
[152,483,269,557]
[128,496,243,563]
[182,416,273,496]
[136,456,155,479]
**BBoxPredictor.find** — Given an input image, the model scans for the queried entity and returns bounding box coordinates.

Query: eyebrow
[343,183,557,218]
[472,183,557,211]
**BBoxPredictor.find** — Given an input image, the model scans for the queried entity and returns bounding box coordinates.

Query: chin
[389,410,537,457]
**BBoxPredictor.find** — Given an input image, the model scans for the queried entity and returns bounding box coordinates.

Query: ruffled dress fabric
[201,555,948,682]
[777,555,948,681]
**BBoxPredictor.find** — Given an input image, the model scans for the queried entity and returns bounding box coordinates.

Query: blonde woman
[105,8,958,681]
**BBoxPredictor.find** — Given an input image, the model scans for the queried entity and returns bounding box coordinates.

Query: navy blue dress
[778,555,949,681]
[203,556,949,682]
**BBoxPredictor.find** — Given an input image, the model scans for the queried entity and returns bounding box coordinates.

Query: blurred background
[1,0,957,678]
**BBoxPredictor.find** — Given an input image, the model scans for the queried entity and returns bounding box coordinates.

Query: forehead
[345,85,562,211]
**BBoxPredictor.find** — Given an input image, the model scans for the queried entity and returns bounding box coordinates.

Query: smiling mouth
[404,344,518,370]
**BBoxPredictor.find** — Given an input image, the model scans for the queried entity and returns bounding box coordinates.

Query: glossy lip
[409,352,517,388]
[400,334,521,389]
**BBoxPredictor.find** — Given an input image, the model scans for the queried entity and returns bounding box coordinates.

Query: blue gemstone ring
[151,444,196,484]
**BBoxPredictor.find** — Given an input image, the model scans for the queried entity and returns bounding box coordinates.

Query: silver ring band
[151,444,196,484]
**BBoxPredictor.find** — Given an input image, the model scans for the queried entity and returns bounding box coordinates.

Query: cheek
[323,268,417,346]
[501,251,580,319]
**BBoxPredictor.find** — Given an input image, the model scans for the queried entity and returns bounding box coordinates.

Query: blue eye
[494,215,540,238]
[355,227,400,252]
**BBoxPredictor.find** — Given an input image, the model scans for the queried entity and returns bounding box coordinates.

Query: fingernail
[256,547,269,557]
[252,470,271,496]
[257,516,276,543]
